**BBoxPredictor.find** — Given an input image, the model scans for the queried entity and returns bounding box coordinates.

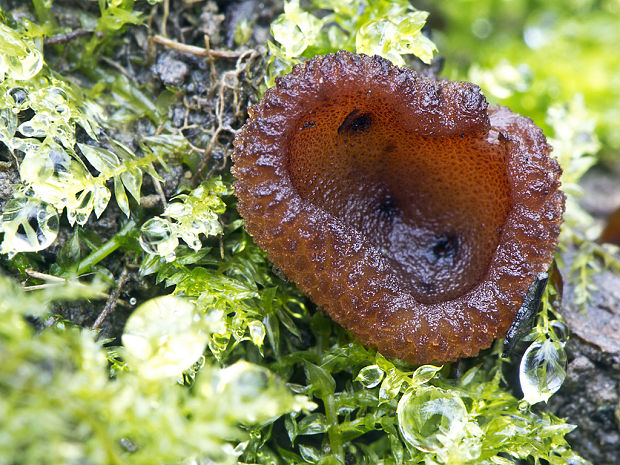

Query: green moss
[266,0,437,86]
[0,276,310,465]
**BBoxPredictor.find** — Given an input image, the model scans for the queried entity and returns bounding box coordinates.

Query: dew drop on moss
[122,295,207,379]
[7,87,28,107]
[139,217,178,260]
[519,339,567,404]
[397,386,469,452]
[248,320,266,347]
[550,320,569,343]
[0,23,43,80]
[0,197,59,255]
[355,365,385,388]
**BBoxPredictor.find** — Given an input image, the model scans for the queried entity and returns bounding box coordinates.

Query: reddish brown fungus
[232,51,565,364]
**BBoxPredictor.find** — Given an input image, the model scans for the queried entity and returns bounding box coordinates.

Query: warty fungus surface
[232,51,565,364]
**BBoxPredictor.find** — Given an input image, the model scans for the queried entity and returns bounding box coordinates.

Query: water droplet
[93,185,111,218]
[187,236,202,250]
[74,211,89,225]
[356,364,385,388]
[199,360,298,424]
[565,457,593,465]
[18,121,46,138]
[471,18,492,39]
[55,104,71,120]
[550,320,569,344]
[0,197,59,255]
[0,108,17,141]
[119,437,137,452]
[248,320,266,347]
[139,217,178,258]
[0,25,43,80]
[122,295,207,379]
[46,86,69,104]
[397,386,469,452]
[7,87,28,106]
[520,339,567,404]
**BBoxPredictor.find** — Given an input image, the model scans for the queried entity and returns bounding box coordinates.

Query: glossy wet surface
[288,97,510,303]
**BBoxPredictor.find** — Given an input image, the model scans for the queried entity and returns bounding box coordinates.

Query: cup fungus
[232,51,565,364]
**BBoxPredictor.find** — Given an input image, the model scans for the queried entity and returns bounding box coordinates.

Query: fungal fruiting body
[232,51,564,364]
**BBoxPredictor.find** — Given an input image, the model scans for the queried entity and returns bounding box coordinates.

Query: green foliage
[238,325,585,465]
[0,22,43,80]
[234,18,253,46]
[139,177,228,260]
[29,0,161,68]
[0,274,311,465]
[539,89,617,310]
[139,192,309,361]
[0,20,166,256]
[267,0,437,85]
[545,95,600,237]
[559,238,620,310]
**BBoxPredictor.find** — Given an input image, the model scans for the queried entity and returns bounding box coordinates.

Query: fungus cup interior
[287,97,510,304]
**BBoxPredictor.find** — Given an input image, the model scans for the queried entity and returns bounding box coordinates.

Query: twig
[151,34,243,59]
[152,174,168,208]
[23,269,131,307]
[204,34,217,77]
[44,29,94,46]
[25,269,65,282]
[100,56,139,86]
[160,0,170,37]
[92,266,130,330]
[189,50,257,185]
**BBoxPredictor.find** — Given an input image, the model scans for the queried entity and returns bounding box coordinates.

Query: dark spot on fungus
[427,233,458,265]
[232,51,565,364]
[338,109,372,134]
[377,195,399,221]
[301,121,316,130]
